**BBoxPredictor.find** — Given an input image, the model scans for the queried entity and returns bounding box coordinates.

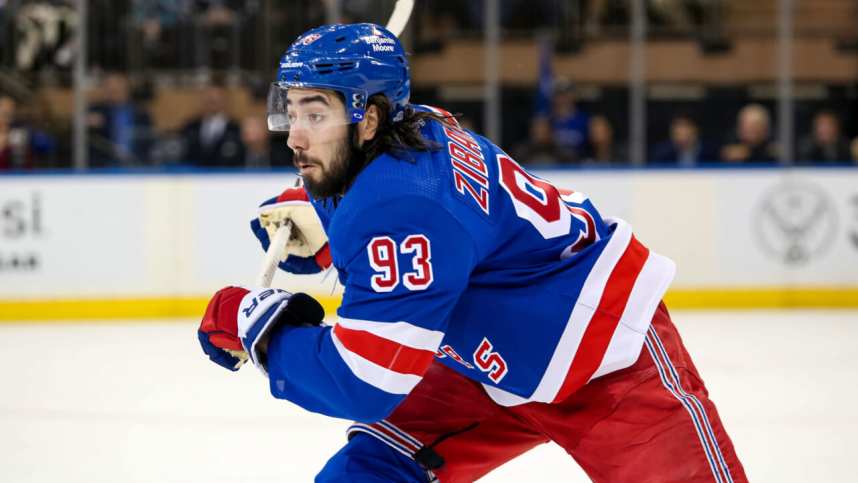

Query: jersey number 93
[368,235,433,292]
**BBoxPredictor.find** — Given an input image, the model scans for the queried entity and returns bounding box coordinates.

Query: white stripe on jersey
[589,250,675,381]
[528,218,633,403]
[560,191,589,204]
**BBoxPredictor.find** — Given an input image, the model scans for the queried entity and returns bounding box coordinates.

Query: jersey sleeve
[264,195,476,422]
[308,195,335,232]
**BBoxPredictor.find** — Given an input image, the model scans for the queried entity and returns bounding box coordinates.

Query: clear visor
[266,83,364,132]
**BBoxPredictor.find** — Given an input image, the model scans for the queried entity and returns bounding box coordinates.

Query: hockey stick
[254,3,414,288]
[256,220,293,287]
[385,0,414,36]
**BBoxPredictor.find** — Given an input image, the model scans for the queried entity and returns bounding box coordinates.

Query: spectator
[513,116,577,166]
[87,72,154,166]
[798,110,851,164]
[241,113,293,168]
[180,84,243,167]
[241,115,270,168]
[0,94,56,170]
[0,95,21,169]
[721,103,778,163]
[650,114,716,166]
[584,114,627,165]
[551,81,590,159]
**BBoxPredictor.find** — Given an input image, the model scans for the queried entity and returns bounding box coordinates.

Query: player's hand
[197,286,250,371]
[197,286,326,374]
[250,186,332,274]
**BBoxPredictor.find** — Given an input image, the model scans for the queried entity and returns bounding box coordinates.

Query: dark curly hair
[362,94,457,161]
[341,95,458,186]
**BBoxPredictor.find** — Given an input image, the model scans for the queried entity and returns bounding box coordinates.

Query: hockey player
[197,23,746,482]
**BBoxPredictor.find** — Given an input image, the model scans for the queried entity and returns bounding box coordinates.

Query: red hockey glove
[197,286,325,373]
[197,286,251,371]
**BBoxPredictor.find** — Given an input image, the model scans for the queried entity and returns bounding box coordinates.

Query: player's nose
[287,128,308,152]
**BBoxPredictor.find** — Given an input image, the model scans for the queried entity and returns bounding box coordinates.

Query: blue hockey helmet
[267,23,410,132]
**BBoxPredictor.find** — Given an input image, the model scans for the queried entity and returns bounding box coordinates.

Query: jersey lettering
[448,143,489,188]
[436,344,474,369]
[446,128,490,216]
[449,142,488,178]
[241,288,284,317]
[451,159,489,188]
[453,171,490,215]
[473,337,508,383]
[444,125,482,154]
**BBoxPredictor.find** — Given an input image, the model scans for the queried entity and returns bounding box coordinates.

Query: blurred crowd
[4,73,857,171]
[512,81,858,167]
[414,0,721,52]
[3,0,723,72]
[0,72,292,170]
[1,0,856,170]
[0,92,57,169]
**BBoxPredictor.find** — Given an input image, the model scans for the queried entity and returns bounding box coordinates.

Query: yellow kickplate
[664,287,858,310]
[1,288,857,323]
[0,295,343,322]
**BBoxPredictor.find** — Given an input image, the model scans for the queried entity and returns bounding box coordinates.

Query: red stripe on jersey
[553,236,650,402]
[333,324,436,377]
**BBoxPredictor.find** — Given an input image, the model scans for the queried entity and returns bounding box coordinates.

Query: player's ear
[357,104,380,144]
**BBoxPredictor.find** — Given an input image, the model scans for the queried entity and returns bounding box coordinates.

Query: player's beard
[296,136,352,199]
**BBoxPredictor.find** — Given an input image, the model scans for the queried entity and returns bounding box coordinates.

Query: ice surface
[1,310,856,482]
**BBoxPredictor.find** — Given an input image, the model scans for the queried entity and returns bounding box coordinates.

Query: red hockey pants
[349,303,747,482]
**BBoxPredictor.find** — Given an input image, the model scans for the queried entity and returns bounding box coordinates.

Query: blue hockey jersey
[265,107,675,422]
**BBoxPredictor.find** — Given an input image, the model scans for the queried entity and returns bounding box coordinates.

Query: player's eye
[307,113,325,124]
[287,112,298,124]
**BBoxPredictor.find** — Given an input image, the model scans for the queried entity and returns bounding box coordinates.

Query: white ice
[1,310,856,482]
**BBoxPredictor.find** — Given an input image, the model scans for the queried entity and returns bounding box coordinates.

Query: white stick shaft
[385,0,414,36]
[256,222,292,287]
